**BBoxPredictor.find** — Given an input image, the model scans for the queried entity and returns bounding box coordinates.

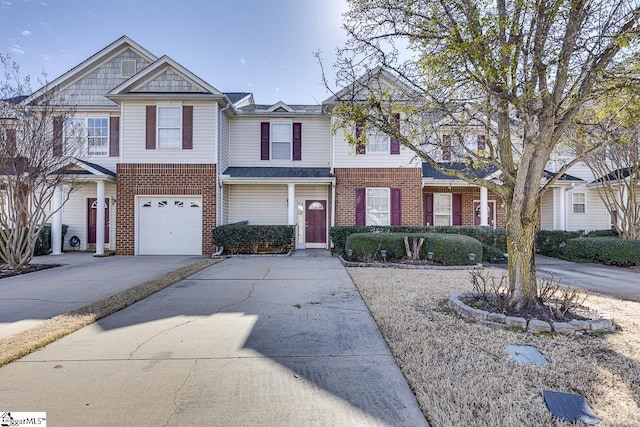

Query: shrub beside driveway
[349,267,640,426]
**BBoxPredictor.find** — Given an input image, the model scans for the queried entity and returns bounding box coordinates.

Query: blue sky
[0,0,349,104]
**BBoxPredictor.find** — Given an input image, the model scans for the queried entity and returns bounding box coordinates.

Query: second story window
[157,106,182,148]
[271,122,292,159]
[64,117,109,156]
[366,130,390,154]
[572,192,586,214]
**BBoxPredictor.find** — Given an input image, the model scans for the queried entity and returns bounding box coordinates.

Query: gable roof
[422,162,582,183]
[589,167,638,185]
[23,36,157,105]
[323,66,419,104]
[107,55,224,100]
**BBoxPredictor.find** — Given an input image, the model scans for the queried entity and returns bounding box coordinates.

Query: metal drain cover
[543,390,600,425]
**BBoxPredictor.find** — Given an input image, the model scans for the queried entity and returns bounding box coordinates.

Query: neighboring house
[6,36,622,256]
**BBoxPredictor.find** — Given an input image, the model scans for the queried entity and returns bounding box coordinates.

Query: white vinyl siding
[434,193,452,226]
[540,190,554,230]
[121,101,217,163]
[227,185,288,225]
[295,185,330,200]
[229,116,331,167]
[566,189,610,231]
[333,126,420,168]
[366,188,390,226]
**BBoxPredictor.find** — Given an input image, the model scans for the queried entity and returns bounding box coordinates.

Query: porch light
[381,249,387,263]
[427,251,434,260]
[469,253,476,262]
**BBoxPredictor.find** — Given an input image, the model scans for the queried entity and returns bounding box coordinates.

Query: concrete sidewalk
[0,252,428,426]
[0,252,207,338]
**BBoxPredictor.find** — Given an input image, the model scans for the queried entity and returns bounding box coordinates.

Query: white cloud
[240,58,246,65]
[21,30,31,36]
[1,0,12,9]
[41,53,51,61]
[279,64,287,69]
[11,43,24,54]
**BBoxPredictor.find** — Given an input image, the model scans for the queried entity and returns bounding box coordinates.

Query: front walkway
[0,252,428,426]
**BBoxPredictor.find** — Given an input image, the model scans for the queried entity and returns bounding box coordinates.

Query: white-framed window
[271,122,292,159]
[366,129,390,154]
[64,117,109,156]
[366,188,390,226]
[157,106,182,148]
[572,192,586,214]
[434,193,452,226]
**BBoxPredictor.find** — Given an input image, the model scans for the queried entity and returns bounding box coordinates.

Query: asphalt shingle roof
[223,167,333,179]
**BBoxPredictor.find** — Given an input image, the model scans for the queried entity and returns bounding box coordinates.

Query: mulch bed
[0,264,62,280]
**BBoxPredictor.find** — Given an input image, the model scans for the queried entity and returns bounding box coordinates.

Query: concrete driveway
[0,252,428,426]
[535,255,640,302]
[0,253,207,338]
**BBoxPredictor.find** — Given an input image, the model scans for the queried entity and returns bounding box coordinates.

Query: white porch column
[559,188,566,230]
[287,183,296,225]
[51,186,63,255]
[95,180,105,256]
[480,186,489,226]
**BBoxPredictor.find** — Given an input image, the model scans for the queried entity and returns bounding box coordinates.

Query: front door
[473,201,496,227]
[88,198,109,244]
[305,200,326,248]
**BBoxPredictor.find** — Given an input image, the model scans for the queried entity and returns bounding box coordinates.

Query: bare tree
[0,54,79,270]
[322,0,640,310]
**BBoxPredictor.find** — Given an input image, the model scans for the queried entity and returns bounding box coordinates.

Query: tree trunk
[506,206,539,310]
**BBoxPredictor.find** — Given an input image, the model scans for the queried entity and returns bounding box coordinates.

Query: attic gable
[24,36,157,107]
[323,67,418,105]
[266,101,295,113]
[108,56,223,98]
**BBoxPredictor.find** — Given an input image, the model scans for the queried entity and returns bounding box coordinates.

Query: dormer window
[121,60,136,78]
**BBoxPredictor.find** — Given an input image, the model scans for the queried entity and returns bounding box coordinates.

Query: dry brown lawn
[348,267,640,427]
[0,258,220,367]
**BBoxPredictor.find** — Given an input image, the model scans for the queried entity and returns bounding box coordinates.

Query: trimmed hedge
[535,229,620,258]
[345,232,482,266]
[564,237,640,266]
[331,226,505,262]
[212,224,295,254]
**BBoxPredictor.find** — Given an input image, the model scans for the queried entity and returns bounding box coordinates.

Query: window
[434,193,452,226]
[157,106,182,148]
[442,135,452,161]
[366,188,390,226]
[121,60,136,78]
[366,129,390,154]
[476,134,486,151]
[64,117,109,156]
[572,192,586,214]
[271,122,291,159]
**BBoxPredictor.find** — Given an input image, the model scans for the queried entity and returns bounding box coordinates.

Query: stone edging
[448,293,616,334]
[339,256,483,270]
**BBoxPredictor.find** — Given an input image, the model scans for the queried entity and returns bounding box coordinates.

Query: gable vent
[121,59,136,78]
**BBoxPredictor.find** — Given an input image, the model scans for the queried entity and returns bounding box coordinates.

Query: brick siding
[116,163,216,255]
[334,168,423,226]
[423,186,506,227]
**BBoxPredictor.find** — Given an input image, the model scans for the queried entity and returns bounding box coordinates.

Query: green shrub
[586,229,618,237]
[212,224,295,254]
[344,232,482,266]
[564,237,640,266]
[535,230,583,258]
[331,225,503,262]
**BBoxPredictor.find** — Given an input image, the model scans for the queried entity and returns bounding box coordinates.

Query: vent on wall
[121,60,136,78]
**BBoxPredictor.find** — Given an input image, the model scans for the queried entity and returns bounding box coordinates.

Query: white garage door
[137,196,203,255]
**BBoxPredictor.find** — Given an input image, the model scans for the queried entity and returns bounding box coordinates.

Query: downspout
[330,115,336,245]
[215,102,231,257]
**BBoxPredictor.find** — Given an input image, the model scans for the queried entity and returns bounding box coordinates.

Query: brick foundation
[116,163,216,255]
[334,168,423,226]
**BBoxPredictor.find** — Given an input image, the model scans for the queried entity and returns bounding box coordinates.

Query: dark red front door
[88,198,110,244]
[305,200,326,244]
[473,201,494,226]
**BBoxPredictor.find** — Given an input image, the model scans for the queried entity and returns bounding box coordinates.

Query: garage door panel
[137,196,202,255]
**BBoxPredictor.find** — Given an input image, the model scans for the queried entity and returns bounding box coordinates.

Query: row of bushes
[345,232,483,266]
[212,224,295,254]
[535,229,618,258]
[331,226,506,262]
[563,237,640,266]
